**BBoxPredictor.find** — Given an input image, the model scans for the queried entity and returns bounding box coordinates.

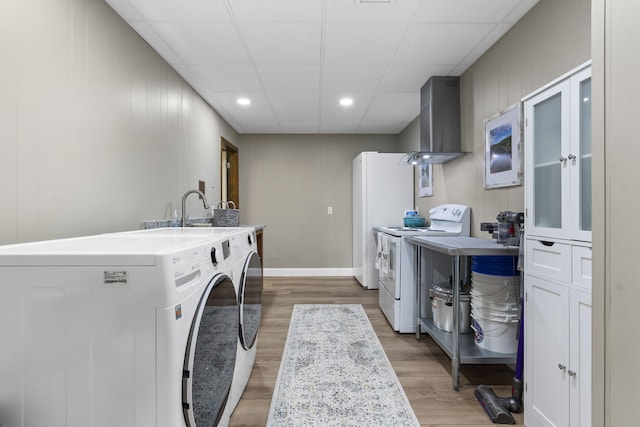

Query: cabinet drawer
[572,246,592,291]
[526,239,571,283]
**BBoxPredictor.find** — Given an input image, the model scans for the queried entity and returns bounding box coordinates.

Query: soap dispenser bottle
[170,210,180,227]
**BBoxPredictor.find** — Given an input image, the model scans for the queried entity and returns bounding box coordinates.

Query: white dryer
[0,231,244,427]
[222,228,262,423]
[116,226,263,426]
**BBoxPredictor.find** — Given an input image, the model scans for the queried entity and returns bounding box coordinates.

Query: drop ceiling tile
[379,62,456,92]
[228,0,322,22]
[365,92,419,121]
[257,65,320,92]
[240,23,321,65]
[325,0,421,23]
[323,23,407,65]
[124,0,231,22]
[412,0,513,23]
[191,65,261,91]
[268,93,320,120]
[152,22,249,64]
[357,119,404,134]
[322,65,387,92]
[393,23,495,65]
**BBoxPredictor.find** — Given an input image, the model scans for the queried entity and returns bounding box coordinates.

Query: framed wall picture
[484,105,522,189]
[419,163,433,197]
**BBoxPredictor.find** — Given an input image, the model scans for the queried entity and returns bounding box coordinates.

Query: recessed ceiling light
[339,98,354,107]
[237,98,251,106]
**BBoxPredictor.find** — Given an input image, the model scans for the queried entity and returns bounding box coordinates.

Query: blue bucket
[471,255,518,276]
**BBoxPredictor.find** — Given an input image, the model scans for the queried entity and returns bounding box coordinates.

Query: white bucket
[470,271,521,353]
[472,271,520,283]
[470,299,520,314]
[471,274,519,294]
[470,311,519,353]
[470,289,518,305]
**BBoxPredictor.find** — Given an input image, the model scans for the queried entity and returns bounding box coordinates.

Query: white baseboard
[263,268,354,277]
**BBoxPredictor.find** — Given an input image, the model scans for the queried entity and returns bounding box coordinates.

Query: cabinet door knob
[567,154,576,160]
[568,370,576,377]
[559,156,567,163]
[558,363,566,371]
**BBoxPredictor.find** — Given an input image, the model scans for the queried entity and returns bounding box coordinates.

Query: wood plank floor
[230,277,524,426]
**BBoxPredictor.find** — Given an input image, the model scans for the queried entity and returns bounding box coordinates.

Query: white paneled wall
[0,0,237,244]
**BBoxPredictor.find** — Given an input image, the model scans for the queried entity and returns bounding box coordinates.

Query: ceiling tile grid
[105,0,539,134]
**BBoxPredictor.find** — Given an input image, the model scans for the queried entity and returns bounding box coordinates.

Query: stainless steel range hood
[406,76,466,164]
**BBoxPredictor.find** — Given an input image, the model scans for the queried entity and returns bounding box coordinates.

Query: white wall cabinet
[523,62,592,427]
[524,65,592,243]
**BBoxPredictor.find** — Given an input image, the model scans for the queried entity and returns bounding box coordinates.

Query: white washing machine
[109,226,263,426]
[0,229,256,427]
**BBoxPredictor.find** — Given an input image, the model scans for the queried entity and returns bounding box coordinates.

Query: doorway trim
[221,137,239,208]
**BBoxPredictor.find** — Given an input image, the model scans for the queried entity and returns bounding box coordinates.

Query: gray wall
[237,134,400,270]
[400,0,591,238]
[0,0,237,245]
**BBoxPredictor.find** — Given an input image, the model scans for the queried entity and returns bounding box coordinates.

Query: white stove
[374,204,471,332]
[376,204,470,237]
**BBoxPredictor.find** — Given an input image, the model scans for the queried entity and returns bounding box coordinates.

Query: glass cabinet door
[573,70,592,241]
[525,79,571,239]
[533,91,563,229]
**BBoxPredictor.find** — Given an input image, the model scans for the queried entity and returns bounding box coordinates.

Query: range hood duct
[407,76,465,164]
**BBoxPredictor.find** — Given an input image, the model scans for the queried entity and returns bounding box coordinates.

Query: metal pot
[430,282,472,333]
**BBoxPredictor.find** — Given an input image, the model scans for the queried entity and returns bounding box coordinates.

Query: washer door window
[183,274,239,427]
[239,252,263,350]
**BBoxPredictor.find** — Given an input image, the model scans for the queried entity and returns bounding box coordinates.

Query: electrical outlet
[327,206,333,215]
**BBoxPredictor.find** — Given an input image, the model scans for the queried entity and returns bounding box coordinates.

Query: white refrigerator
[352,152,413,289]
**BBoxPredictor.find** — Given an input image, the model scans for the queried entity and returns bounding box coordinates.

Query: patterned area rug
[267,304,420,426]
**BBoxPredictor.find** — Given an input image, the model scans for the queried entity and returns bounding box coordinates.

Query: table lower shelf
[418,317,517,364]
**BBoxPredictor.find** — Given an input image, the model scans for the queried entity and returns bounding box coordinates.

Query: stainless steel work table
[406,235,519,390]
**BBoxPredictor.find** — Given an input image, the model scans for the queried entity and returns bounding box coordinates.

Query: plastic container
[470,311,519,353]
[470,299,520,313]
[470,267,520,353]
[170,210,181,227]
[471,279,518,298]
[471,255,518,276]
[472,271,520,285]
[404,216,426,227]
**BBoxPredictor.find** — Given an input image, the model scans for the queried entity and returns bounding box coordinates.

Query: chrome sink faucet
[181,190,210,227]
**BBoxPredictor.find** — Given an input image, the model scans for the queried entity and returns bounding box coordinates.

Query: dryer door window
[183,274,239,427]
[239,251,263,350]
